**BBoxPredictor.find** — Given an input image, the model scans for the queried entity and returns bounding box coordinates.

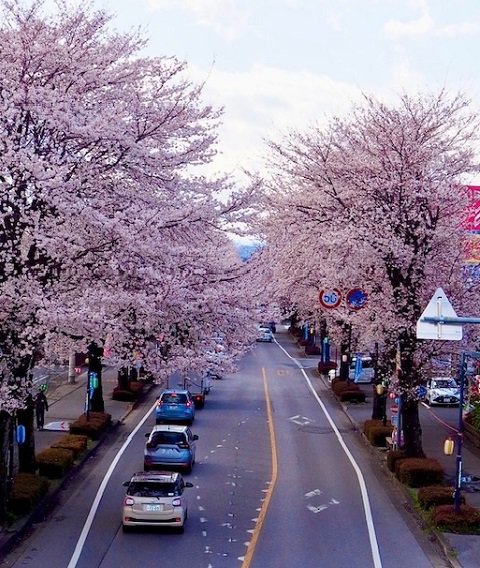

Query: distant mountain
[236,242,259,261]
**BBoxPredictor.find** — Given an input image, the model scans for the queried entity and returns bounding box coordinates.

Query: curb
[314,370,464,568]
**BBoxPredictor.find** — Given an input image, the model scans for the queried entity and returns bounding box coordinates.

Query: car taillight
[124,497,135,506]
[186,401,192,407]
[172,498,181,507]
[177,442,189,449]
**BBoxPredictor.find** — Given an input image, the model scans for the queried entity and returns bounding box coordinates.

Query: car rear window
[161,393,188,404]
[149,432,185,446]
[127,482,179,497]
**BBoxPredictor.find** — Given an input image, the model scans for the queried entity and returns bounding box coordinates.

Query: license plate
[144,504,162,512]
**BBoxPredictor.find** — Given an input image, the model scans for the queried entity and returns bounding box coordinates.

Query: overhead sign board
[319,289,342,309]
[416,288,463,341]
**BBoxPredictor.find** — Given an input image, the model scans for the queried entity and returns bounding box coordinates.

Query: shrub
[36,448,74,478]
[8,473,50,515]
[339,390,366,403]
[366,425,394,447]
[386,449,407,472]
[332,381,359,396]
[432,504,480,533]
[69,412,112,439]
[363,420,385,437]
[305,344,321,356]
[318,361,338,373]
[465,405,480,431]
[111,387,136,402]
[417,486,464,510]
[51,434,88,458]
[396,458,444,487]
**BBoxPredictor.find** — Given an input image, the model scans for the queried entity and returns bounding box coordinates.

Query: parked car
[155,389,195,425]
[183,375,210,408]
[256,325,273,343]
[144,424,198,473]
[425,377,460,406]
[122,471,193,532]
[349,355,375,383]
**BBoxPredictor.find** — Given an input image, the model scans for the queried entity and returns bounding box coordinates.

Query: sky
[84,0,480,182]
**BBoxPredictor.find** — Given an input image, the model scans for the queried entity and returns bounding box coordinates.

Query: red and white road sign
[319,288,342,309]
[390,404,399,414]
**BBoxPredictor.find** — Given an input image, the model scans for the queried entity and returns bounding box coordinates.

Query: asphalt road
[2,332,451,568]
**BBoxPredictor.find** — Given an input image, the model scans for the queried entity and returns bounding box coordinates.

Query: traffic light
[87,342,104,413]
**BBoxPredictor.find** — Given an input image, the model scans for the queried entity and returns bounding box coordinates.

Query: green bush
[395,458,444,487]
[367,425,394,447]
[465,405,480,431]
[417,486,464,510]
[51,434,88,458]
[318,360,337,373]
[432,504,480,533]
[36,447,74,478]
[8,473,50,515]
[386,449,407,472]
[339,390,366,403]
[69,412,112,439]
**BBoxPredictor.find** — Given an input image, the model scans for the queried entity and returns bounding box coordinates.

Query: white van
[349,355,375,383]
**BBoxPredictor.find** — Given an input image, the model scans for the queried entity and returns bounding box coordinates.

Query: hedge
[8,473,50,515]
[386,449,407,473]
[363,420,386,437]
[432,504,480,533]
[339,390,366,403]
[417,485,464,510]
[366,425,393,447]
[51,434,89,458]
[332,381,360,396]
[395,458,444,487]
[69,412,112,439]
[36,447,75,478]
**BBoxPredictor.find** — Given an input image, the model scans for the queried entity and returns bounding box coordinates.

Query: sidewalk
[0,366,156,557]
[36,366,138,452]
[313,365,480,568]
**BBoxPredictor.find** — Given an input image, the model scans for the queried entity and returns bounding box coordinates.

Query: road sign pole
[454,351,466,513]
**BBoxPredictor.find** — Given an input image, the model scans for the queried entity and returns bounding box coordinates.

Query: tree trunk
[0,411,12,525]
[117,367,129,390]
[89,343,105,413]
[17,395,36,473]
[401,397,425,457]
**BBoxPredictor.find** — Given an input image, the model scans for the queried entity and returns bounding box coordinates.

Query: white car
[425,377,460,406]
[256,325,273,342]
[122,471,193,532]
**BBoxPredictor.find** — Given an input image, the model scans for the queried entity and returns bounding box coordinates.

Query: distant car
[256,325,273,342]
[155,389,195,425]
[122,471,193,532]
[144,424,198,473]
[349,355,375,383]
[425,377,460,406]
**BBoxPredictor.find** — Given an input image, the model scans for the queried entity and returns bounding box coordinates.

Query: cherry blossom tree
[0,0,258,521]
[256,91,480,456]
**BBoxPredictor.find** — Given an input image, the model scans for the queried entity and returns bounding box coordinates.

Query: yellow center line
[241,366,278,568]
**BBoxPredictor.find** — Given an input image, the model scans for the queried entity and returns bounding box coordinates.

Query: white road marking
[307,504,328,513]
[67,399,157,568]
[304,489,322,498]
[288,414,312,426]
[275,340,383,568]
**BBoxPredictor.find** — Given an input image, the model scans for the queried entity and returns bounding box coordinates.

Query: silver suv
[122,471,193,532]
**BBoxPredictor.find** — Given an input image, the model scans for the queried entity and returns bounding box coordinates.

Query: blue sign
[346,288,368,310]
[16,425,26,444]
[416,385,427,399]
[354,354,363,382]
